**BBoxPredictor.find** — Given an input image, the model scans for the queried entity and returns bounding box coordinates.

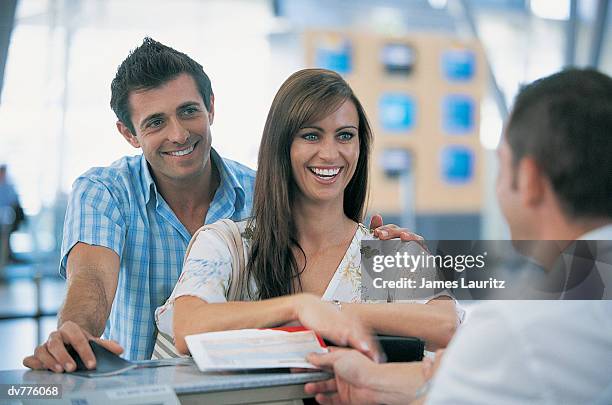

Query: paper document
[185,328,328,371]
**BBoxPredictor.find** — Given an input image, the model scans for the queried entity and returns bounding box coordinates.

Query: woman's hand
[293,294,380,362]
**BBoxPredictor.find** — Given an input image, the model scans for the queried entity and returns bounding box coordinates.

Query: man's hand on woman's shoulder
[368,214,425,242]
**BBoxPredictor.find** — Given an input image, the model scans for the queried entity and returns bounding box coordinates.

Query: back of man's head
[506,68,612,221]
[110,37,213,134]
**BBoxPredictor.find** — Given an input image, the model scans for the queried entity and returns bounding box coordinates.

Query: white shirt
[579,224,612,241]
[427,225,612,404]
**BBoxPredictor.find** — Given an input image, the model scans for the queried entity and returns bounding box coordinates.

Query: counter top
[0,358,330,399]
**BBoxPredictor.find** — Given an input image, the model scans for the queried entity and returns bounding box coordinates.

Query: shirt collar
[140,154,156,204]
[139,149,246,213]
[578,223,612,240]
[210,148,247,215]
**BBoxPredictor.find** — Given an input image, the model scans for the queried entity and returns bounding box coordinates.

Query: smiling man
[23,38,256,368]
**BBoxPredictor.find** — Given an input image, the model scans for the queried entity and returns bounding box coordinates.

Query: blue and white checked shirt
[60,149,255,360]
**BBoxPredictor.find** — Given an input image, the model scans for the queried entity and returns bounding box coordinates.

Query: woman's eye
[302,133,318,141]
[338,132,354,141]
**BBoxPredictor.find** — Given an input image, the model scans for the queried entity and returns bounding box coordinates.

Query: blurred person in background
[304,69,612,405]
[0,164,25,264]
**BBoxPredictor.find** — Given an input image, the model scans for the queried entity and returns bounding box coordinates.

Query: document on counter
[185,327,328,371]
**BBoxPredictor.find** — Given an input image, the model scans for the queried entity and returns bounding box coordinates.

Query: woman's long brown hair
[244,68,372,300]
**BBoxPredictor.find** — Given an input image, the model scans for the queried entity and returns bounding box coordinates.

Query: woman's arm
[342,298,458,350]
[162,224,374,357]
[173,294,296,353]
[173,293,378,358]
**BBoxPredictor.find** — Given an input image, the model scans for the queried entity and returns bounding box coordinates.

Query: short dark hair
[110,37,213,134]
[506,68,612,219]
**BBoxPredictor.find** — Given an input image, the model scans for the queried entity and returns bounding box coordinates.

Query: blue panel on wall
[442,49,475,81]
[381,148,412,178]
[440,146,474,184]
[379,93,416,132]
[381,43,416,75]
[442,95,474,134]
[315,39,352,75]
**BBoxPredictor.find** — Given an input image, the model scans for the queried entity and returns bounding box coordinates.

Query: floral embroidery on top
[156,222,378,333]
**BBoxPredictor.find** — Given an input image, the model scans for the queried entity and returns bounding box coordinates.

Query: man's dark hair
[110,37,213,134]
[506,68,612,219]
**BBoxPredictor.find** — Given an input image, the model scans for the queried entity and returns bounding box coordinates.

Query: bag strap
[152,219,246,359]
[184,218,245,301]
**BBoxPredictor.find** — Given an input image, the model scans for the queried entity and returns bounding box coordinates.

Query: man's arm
[23,243,123,372]
[61,243,119,335]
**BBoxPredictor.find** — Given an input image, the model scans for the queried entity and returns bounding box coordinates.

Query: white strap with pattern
[152,219,245,359]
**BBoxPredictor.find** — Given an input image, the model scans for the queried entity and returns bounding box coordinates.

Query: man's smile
[162,140,198,157]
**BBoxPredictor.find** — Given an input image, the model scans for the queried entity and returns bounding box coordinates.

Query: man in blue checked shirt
[23,37,256,368]
[23,37,411,371]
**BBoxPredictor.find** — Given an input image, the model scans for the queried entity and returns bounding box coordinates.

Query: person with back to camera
[303,68,612,405]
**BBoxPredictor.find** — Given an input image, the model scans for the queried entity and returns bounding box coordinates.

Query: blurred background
[0,0,610,370]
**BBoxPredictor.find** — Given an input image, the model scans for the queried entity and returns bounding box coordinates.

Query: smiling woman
[291,100,360,205]
[154,69,460,358]
[249,69,372,300]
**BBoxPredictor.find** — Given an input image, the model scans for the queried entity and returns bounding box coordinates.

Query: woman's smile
[308,166,344,183]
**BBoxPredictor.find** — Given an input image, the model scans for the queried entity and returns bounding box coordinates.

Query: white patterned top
[155,220,456,336]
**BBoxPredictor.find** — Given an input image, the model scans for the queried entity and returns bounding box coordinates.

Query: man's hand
[368,214,425,243]
[422,349,445,382]
[295,294,381,363]
[305,349,381,405]
[22,322,123,373]
[305,348,427,405]
[23,243,122,372]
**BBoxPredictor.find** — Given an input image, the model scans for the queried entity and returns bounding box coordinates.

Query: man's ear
[117,121,140,148]
[208,94,215,125]
[517,157,545,207]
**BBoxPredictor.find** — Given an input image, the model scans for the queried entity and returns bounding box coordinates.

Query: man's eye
[148,119,164,128]
[302,133,318,141]
[182,107,198,116]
